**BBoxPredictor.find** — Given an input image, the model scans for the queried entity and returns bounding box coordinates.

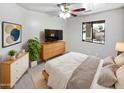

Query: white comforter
[45,52,111,89]
[45,52,88,89]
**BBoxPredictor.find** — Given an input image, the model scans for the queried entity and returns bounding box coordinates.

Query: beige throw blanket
[66,56,100,89]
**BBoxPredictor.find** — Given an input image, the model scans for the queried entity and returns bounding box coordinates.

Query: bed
[44,52,112,89]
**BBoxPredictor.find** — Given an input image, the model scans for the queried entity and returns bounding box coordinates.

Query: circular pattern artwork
[10,28,20,41]
[2,22,22,47]
[5,24,14,34]
[6,36,14,44]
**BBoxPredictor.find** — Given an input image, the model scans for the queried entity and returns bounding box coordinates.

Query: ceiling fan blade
[72,8,86,12]
[70,13,77,17]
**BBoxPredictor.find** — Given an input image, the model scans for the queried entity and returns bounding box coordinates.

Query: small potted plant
[8,50,17,60]
[27,37,41,67]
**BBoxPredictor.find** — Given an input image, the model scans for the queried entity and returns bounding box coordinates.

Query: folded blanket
[66,56,100,89]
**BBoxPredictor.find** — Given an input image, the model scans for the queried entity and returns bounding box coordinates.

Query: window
[82,20,105,44]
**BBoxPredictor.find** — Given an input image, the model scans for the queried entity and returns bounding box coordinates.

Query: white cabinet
[0,53,29,88]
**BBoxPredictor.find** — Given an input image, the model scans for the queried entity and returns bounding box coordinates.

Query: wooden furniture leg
[42,70,49,81]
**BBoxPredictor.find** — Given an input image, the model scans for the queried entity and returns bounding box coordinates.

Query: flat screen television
[45,29,63,42]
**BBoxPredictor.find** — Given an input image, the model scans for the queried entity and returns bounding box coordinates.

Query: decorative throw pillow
[97,64,118,87]
[115,53,124,66]
[115,65,124,89]
[103,56,115,67]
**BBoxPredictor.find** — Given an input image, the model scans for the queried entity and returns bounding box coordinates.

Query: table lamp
[115,42,124,55]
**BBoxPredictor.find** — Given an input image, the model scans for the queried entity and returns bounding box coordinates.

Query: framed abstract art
[2,22,22,48]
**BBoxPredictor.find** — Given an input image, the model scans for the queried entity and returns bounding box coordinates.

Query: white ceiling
[18,3,124,17]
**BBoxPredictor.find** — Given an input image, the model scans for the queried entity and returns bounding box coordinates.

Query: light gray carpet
[14,63,45,89]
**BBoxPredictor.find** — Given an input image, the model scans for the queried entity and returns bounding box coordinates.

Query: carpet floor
[14,63,45,89]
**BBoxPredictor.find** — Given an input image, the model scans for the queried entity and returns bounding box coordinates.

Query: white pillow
[97,64,118,87]
[103,56,115,67]
[115,65,124,89]
[115,53,124,66]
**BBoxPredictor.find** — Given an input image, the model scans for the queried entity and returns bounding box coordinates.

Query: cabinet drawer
[10,64,19,87]
[55,43,64,47]
[43,51,52,59]
[55,46,65,50]
[53,49,64,55]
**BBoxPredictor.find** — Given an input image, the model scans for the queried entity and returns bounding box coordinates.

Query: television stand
[41,40,65,61]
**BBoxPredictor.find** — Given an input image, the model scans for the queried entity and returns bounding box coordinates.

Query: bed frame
[42,70,49,81]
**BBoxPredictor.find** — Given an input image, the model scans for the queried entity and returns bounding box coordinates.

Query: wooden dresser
[41,41,65,61]
[0,53,29,88]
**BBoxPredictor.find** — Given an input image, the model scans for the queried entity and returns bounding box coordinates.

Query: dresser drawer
[43,51,53,60]
[53,49,64,55]
[54,46,65,51]
[54,42,64,47]
[10,63,19,87]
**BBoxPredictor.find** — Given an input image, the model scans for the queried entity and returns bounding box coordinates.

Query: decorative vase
[9,55,16,61]
[31,61,37,67]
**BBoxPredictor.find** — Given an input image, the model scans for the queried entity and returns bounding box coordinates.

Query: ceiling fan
[57,3,86,19]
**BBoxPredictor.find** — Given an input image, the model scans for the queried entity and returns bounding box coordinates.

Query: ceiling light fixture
[59,11,71,19]
[59,3,71,19]
[58,3,87,19]
[60,5,65,12]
